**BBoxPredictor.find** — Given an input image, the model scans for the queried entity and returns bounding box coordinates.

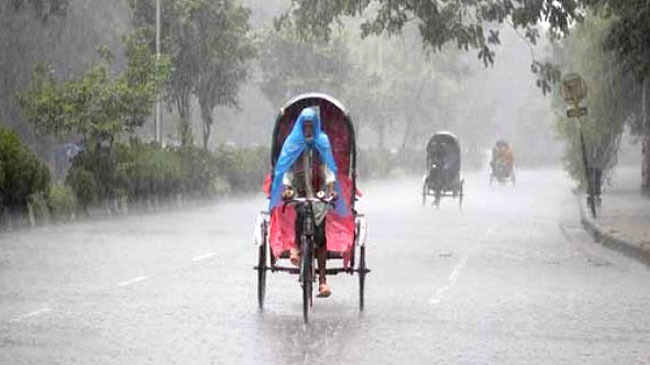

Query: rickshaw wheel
[257,245,266,309]
[359,245,366,311]
[301,238,313,324]
[458,180,464,209]
[434,188,441,208]
[257,224,267,310]
[422,184,427,207]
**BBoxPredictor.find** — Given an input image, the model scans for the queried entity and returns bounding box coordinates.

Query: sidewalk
[579,165,650,264]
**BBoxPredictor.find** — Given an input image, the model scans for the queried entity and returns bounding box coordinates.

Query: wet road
[2,168,650,364]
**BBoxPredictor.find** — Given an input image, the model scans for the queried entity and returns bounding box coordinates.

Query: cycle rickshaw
[253,93,369,323]
[422,132,464,208]
[489,140,516,185]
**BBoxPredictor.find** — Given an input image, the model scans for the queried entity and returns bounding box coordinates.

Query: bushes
[176,145,220,196]
[48,185,78,221]
[65,167,96,211]
[65,141,251,209]
[216,145,268,193]
[0,126,268,228]
[0,126,51,215]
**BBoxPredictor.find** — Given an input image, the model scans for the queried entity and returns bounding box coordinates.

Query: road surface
[1,168,649,364]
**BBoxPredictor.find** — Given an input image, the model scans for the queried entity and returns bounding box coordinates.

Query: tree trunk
[203,121,211,150]
[178,116,193,147]
[642,79,650,193]
[200,101,214,150]
[176,91,193,146]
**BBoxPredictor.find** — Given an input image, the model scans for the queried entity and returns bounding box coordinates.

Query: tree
[258,27,351,108]
[1,0,132,161]
[0,0,69,147]
[128,0,255,149]
[0,126,51,214]
[193,1,255,149]
[9,0,68,19]
[18,40,164,148]
[581,0,650,192]
[278,0,582,93]
[553,16,639,189]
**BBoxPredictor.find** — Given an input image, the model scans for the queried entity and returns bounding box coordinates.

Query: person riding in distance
[430,140,458,186]
[491,140,514,174]
[268,107,347,298]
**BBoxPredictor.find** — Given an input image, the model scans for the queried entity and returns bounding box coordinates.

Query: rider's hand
[282,186,294,200]
[327,189,338,201]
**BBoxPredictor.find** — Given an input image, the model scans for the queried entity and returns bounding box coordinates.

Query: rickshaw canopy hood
[427,132,460,156]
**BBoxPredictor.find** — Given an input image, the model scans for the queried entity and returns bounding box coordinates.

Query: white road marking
[13,307,52,322]
[429,222,498,305]
[192,252,216,262]
[429,252,470,304]
[117,276,149,287]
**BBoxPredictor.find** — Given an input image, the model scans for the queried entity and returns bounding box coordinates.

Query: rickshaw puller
[271,108,342,298]
[491,141,514,174]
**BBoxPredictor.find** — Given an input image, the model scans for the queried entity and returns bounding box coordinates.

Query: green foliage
[64,141,258,207]
[258,28,351,107]
[175,145,221,195]
[0,126,51,212]
[10,0,68,19]
[584,0,650,81]
[28,191,50,223]
[215,145,268,193]
[48,184,78,221]
[65,165,96,211]
[19,41,163,146]
[280,0,582,93]
[115,142,183,199]
[553,16,636,187]
[18,64,68,137]
[128,0,256,148]
[0,0,128,145]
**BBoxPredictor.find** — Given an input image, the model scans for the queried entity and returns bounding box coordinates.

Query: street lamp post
[155,0,163,145]
[561,73,596,217]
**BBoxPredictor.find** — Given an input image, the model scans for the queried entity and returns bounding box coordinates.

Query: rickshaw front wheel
[257,242,267,310]
[359,245,366,311]
[422,184,427,207]
[301,238,313,324]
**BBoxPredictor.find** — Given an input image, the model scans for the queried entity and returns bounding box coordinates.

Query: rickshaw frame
[422,131,464,208]
[254,92,370,323]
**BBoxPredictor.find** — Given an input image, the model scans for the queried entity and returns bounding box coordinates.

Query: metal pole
[155,0,163,144]
[578,117,596,217]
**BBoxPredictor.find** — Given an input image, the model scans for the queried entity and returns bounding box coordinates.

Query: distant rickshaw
[489,140,515,186]
[422,132,464,208]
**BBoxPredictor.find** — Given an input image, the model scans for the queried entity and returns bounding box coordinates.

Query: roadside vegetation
[2,0,650,228]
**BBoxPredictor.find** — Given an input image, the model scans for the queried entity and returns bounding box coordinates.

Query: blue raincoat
[269,108,348,215]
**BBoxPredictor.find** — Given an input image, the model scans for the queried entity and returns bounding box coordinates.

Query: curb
[578,197,650,266]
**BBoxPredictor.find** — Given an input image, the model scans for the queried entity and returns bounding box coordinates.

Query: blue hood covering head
[269,107,348,215]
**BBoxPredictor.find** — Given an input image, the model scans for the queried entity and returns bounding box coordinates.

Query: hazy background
[1,0,643,171]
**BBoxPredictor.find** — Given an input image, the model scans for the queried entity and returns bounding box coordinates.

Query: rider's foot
[289,248,301,267]
[317,283,331,298]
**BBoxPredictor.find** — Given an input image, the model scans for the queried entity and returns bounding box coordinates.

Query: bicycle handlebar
[282,194,336,211]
